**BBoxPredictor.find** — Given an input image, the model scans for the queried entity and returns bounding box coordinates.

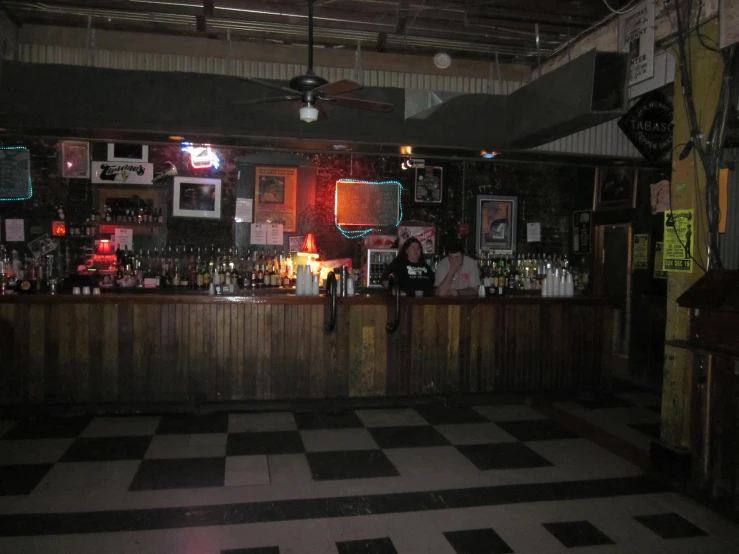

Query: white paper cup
[72,287,81,295]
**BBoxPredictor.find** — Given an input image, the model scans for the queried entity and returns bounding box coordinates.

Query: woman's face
[407,242,422,262]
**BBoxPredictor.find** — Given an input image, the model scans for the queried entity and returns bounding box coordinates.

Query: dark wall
[1,139,596,262]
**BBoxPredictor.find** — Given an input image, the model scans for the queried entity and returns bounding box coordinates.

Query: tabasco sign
[618,89,673,166]
[91,161,154,184]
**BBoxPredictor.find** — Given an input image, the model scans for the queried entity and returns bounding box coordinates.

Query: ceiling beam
[395,0,409,34]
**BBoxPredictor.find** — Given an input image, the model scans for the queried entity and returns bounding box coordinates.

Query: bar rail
[0,293,613,405]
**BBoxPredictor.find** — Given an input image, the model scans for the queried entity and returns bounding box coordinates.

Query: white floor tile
[526,438,642,478]
[435,422,517,445]
[268,453,313,484]
[384,446,477,479]
[225,455,270,487]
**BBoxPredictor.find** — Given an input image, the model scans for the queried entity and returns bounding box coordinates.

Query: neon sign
[181,143,220,169]
[334,179,403,239]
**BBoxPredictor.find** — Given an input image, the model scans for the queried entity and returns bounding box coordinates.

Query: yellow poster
[633,234,650,270]
[254,166,298,232]
[663,209,694,272]
[653,241,667,279]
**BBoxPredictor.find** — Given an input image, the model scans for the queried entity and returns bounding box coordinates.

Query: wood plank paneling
[0,296,612,405]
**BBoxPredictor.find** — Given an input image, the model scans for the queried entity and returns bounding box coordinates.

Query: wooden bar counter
[0,292,612,406]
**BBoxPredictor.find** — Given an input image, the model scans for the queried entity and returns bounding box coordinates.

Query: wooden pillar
[662,20,722,449]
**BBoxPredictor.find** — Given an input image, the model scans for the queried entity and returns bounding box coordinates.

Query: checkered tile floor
[1,400,737,553]
[0,405,588,495]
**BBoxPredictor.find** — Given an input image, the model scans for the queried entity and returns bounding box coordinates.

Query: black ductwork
[0,50,630,151]
[505,50,630,148]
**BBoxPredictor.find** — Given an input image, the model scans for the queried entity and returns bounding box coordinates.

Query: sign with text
[633,234,650,270]
[663,209,694,272]
[92,162,154,184]
[619,0,655,86]
[254,166,298,232]
[618,89,673,165]
[653,241,668,279]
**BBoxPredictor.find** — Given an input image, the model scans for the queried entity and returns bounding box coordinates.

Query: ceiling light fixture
[300,104,319,123]
[169,135,185,141]
[481,150,498,159]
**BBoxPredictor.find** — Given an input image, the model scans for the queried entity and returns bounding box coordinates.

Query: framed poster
[172,176,221,220]
[61,140,90,179]
[593,168,637,211]
[414,166,443,204]
[254,166,298,232]
[573,210,592,254]
[475,195,518,254]
[289,235,305,253]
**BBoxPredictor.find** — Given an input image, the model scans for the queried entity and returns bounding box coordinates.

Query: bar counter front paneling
[0,294,612,406]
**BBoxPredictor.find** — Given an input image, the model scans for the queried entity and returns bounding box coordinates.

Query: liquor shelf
[0,294,612,406]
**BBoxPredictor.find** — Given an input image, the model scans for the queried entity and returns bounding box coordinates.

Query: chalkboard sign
[573,210,592,254]
[335,180,401,227]
[0,147,32,201]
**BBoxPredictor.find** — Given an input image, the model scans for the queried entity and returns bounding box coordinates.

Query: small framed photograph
[593,168,637,211]
[61,140,90,179]
[173,177,221,219]
[475,195,518,254]
[107,143,149,163]
[414,166,443,204]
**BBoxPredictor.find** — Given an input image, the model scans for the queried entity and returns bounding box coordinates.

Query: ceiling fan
[234,0,394,122]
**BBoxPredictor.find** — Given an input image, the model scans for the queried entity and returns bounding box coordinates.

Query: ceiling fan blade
[233,95,298,105]
[316,102,329,120]
[238,76,298,96]
[325,95,394,113]
[315,79,363,96]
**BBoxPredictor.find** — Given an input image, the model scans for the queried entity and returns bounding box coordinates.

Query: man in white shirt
[435,240,481,297]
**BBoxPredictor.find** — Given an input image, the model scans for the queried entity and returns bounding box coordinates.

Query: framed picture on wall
[475,195,518,254]
[60,140,90,179]
[593,168,637,211]
[172,176,222,219]
[414,166,443,204]
[254,166,298,231]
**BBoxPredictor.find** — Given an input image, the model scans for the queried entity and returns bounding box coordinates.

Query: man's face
[449,252,463,266]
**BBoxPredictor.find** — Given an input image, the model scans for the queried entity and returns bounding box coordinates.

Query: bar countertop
[0,289,610,305]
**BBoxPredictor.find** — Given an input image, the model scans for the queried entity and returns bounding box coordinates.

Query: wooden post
[662,20,722,449]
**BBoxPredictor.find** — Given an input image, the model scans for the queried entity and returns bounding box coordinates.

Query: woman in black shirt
[381,237,435,296]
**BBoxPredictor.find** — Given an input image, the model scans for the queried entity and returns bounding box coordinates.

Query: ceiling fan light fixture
[300,104,320,123]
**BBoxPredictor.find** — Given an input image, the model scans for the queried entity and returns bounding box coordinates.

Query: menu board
[335,180,401,227]
[0,148,31,200]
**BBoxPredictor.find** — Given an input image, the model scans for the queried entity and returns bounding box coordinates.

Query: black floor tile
[542,521,615,548]
[59,436,152,462]
[457,442,554,470]
[634,513,708,539]
[221,546,280,554]
[0,464,53,496]
[129,457,225,491]
[415,406,488,425]
[628,423,661,439]
[307,449,400,480]
[227,431,305,456]
[494,419,579,441]
[155,413,228,435]
[443,528,513,554]
[1,416,91,440]
[0,476,668,536]
[369,425,450,449]
[294,411,364,430]
[573,396,634,409]
[336,537,397,554]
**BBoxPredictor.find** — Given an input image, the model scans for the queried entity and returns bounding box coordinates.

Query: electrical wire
[601,0,642,15]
